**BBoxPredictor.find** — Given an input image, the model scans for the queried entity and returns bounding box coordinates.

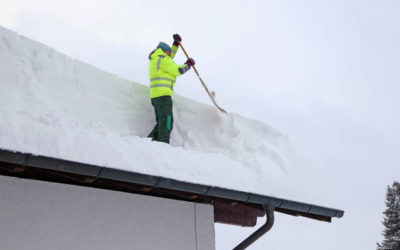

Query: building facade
[0,175,215,250]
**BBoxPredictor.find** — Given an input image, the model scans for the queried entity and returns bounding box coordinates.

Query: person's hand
[185,58,195,67]
[173,34,182,46]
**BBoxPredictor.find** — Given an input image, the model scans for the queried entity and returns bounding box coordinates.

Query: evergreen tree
[377,181,400,250]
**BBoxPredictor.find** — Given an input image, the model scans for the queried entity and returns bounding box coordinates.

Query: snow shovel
[178,41,227,114]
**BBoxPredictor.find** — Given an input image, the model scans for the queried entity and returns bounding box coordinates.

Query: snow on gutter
[0,149,344,223]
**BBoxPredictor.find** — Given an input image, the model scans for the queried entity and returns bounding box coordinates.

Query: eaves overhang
[0,149,344,226]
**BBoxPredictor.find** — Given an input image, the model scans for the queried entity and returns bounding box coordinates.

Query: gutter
[0,149,344,222]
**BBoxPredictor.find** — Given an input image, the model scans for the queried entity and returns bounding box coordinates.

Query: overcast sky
[1,0,399,249]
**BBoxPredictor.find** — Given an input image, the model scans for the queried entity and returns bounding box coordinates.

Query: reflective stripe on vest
[150,77,174,83]
[150,84,173,90]
[157,56,165,70]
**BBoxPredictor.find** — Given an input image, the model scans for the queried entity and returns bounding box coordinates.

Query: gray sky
[1,0,399,249]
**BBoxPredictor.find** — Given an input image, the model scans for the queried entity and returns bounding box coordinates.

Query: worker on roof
[148,34,195,144]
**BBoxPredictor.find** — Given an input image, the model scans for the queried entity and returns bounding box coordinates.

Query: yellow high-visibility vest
[148,45,185,99]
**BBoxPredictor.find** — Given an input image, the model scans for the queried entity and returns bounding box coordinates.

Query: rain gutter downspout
[233,204,275,250]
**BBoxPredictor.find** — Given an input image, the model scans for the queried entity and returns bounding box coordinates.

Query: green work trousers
[148,96,173,144]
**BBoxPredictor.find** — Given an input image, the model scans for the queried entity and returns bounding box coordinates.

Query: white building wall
[0,175,215,250]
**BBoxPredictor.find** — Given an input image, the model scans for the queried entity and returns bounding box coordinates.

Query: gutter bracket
[233,204,275,250]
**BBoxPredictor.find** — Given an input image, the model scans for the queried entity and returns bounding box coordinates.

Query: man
[148,34,195,144]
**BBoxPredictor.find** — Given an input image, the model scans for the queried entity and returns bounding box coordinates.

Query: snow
[0,25,334,207]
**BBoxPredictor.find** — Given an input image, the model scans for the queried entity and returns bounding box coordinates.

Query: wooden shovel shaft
[177,41,227,113]
[178,42,212,93]
[178,41,200,76]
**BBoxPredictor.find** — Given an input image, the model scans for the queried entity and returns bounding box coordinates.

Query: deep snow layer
[0,26,332,206]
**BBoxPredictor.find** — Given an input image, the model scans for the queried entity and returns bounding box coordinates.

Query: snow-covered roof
[0,26,343,221]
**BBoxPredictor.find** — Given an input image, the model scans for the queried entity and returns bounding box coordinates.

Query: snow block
[0,24,340,210]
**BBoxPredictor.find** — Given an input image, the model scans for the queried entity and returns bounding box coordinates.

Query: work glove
[185,58,195,67]
[173,34,182,46]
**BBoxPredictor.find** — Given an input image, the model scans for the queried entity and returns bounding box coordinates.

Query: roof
[0,149,344,226]
[0,25,344,228]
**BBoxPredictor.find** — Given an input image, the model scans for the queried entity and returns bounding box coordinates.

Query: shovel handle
[177,41,227,114]
[177,41,200,76]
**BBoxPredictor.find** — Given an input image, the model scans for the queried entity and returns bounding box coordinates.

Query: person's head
[157,42,171,56]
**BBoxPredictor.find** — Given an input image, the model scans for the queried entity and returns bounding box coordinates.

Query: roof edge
[0,149,344,222]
